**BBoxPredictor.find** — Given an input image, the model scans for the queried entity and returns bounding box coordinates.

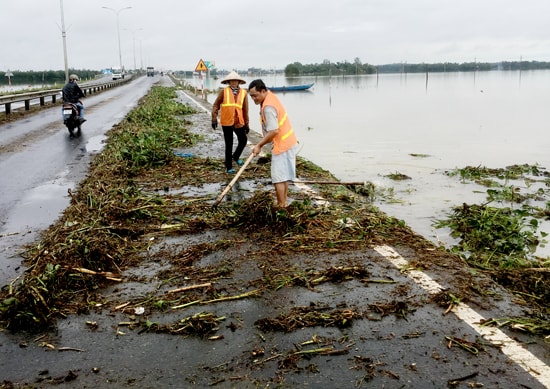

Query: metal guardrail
[0,76,133,115]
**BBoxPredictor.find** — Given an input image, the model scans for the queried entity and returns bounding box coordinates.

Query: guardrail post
[5,103,11,115]
[25,100,30,111]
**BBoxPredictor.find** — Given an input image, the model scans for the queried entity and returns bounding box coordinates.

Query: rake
[212,153,255,207]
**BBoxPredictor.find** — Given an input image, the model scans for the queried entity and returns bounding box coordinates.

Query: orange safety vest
[261,91,297,154]
[220,87,246,126]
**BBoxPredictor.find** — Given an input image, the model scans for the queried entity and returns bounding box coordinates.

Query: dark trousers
[222,126,247,170]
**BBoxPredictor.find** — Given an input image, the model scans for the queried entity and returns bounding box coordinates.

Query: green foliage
[226,191,313,234]
[486,186,529,204]
[376,60,550,73]
[446,164,544,183]
[107,86,198,174]
[436,163,550,272]
[297,156,333,176]
[385,172,411,181]
[435,204,540,269]
[285,59,377,76]
[0,85,197,331]
[284,60,550,76]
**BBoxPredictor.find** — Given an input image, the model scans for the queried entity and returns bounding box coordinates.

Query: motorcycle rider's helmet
[69,74,79,81]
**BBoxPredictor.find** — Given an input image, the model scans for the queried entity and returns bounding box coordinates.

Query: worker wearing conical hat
[212,71,249,173]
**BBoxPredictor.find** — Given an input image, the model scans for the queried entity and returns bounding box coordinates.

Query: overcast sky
[2,0,550,73]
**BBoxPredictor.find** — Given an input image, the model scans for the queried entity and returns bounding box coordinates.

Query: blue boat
[269,83,314,92]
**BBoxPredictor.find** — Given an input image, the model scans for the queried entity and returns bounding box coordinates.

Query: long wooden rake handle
[212,152,255,207]
[293,180,367,185]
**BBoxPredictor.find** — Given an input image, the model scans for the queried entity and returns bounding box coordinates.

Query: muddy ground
[0,78,548,388]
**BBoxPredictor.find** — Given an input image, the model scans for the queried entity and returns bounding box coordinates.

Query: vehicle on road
[146,67,155,77]
[112,67,124,80]
[61,102,82,137]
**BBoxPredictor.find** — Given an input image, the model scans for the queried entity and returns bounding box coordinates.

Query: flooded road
[0,77,548,388]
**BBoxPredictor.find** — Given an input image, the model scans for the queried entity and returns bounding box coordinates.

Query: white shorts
[271,144,298,184]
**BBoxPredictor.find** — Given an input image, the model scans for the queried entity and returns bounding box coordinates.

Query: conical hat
[221,71,246,84]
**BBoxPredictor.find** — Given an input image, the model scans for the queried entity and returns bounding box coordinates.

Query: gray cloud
[2,0,549,72]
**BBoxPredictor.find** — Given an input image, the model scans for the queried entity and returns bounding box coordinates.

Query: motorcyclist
[62,74,86,123]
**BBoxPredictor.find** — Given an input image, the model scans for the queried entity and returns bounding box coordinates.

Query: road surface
[0,76,548,388]
[0,75,155,285]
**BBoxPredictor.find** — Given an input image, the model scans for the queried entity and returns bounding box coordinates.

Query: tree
[284,59,550,76]
[285,62,303,76]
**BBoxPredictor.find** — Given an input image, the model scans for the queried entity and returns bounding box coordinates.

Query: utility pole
[139,39,143,71]
[124,28,143,71]
[102,6,132,72]
[59,0,69,83]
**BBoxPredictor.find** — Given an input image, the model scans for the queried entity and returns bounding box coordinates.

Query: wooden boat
[269,83,314,92]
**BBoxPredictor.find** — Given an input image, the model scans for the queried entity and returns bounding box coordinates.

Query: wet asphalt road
[0,75,156,286]
[0,77,549,388]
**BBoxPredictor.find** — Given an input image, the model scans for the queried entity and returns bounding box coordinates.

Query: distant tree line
[285,59,550,76]
[285,58,377,76]
[1,69,101,86]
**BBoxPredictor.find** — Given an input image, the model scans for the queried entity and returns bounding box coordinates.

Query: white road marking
[374,244,550,388]
[179,90,209,113]
[292,181,330,206]
[178,82,549,385]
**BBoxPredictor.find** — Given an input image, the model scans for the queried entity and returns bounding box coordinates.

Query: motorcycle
[62,103,83,137]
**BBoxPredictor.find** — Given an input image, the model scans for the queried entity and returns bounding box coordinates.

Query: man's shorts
[271,144,298,184]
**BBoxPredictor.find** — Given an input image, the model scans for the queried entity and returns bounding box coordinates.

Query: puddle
[85,135,107,153]
[101,258,174,299]
[153,182,222,197]
[147,180,266,204]
[0,176,74,285]
[151,231,235,251]
[2,180,73,234]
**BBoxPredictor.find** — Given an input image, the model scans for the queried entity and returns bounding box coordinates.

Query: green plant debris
[480,316,550,337]
[436,163,550,315]
[409,153,430,158]
[367,300,412,319]
[431,291,464,315]
[435,203,541,268]
[1,83,548,357]
[0,86,199,330]
[255,305,361,332]
[1,85,409,331]
[266,265,370,290]
[444,335,483,355]
[385,172,411,181]
[140,311,226,337]
[446,164,548,182]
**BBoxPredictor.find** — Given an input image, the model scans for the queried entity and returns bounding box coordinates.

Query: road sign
[195,59,208,72]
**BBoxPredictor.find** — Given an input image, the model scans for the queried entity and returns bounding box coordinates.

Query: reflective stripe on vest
[261,91,297,154]
[220,88,246,126]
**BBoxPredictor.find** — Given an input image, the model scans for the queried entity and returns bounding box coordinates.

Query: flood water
[199,70,550,256]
